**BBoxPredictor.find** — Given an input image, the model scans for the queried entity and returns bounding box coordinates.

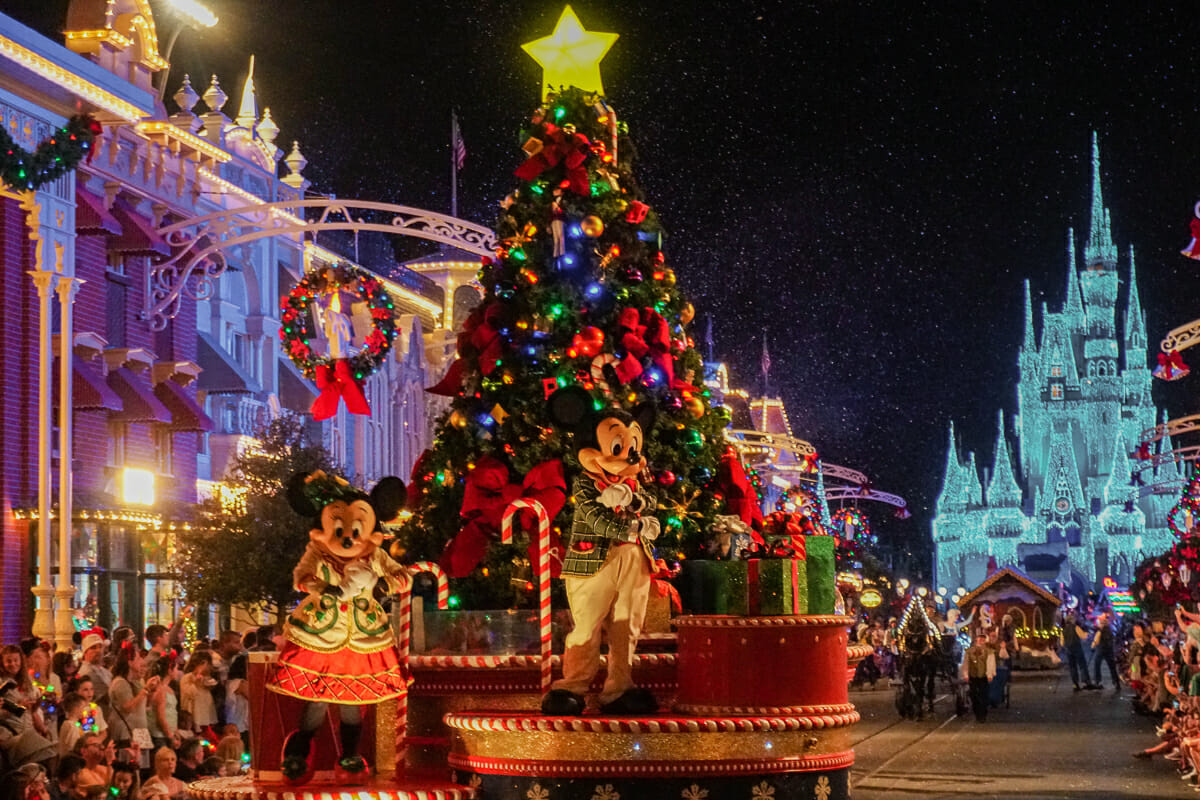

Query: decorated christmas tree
[397,18,736,608]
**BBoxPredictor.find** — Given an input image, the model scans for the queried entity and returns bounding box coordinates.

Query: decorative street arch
[723,428,909,512]
[147,198,496,330]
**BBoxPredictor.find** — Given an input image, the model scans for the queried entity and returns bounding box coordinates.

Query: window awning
[153,380,215,432]
[107,367,171,423]
[110,201,170,256]
[75,188,122,236]
[277,356,317,412]
[54,359,123,412]
[197,332,261,394]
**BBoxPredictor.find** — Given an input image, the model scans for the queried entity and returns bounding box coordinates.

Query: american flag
[451,111,466,171]
[761,329,771,379]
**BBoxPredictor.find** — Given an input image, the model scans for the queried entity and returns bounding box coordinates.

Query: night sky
[11,2,1200,575]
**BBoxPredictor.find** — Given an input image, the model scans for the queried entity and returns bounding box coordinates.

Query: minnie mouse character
[268,471,408,783]
[540,387,661,716]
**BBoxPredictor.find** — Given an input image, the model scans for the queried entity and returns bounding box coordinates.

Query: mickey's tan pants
[553,543,652,705]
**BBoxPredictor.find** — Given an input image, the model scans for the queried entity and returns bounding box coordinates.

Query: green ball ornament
[681,428,704,457]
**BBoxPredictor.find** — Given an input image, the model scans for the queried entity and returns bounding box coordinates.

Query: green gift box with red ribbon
[680,534,836,616]
[802,534,837,615]
[748,557,806,615]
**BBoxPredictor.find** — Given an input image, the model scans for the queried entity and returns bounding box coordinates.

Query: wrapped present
[804,534,837,614]
[679,559,750,615]
[750,557,806,616]
[643,589,673,634]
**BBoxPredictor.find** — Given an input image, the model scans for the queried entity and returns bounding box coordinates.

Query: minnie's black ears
[369,476,407,526]
[285,472,318,518]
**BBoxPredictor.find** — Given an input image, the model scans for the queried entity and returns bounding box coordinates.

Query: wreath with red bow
[279,263,397,381]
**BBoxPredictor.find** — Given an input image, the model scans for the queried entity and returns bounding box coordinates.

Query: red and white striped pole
[501,498,553,694]
[409,560,449,609]
[392,571,414,777]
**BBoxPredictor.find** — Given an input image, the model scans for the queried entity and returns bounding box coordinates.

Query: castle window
[1051,384,1063,400]
[1050,365,1063,377]
[1096,361,1107,377]
[1087,362,1096,378]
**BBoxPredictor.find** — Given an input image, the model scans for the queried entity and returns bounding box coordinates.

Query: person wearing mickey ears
[540,387,661,716]
[267,470,408,783]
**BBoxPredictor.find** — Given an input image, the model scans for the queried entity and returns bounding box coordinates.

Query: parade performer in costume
[540,387,660,716]
[268,470,408,783]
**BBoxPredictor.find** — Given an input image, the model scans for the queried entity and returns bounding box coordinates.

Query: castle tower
[934,134,1167,594]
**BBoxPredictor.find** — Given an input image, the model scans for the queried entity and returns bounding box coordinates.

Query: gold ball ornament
[680,303,696,325]
[685,396,706,419]
[580,215,605,237]
[663,269,677,286]
[450,410,469,428]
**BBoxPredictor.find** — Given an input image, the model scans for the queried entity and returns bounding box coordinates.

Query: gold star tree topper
[521,6,618,99]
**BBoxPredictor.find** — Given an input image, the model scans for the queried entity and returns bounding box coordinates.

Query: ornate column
[54,277,82,651]
[29,267,58,642]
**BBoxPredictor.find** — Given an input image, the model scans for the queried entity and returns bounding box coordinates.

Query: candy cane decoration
[409,561,449,609]
[590,353,619,397]
[502,498,553,693]
[392,570,414,777]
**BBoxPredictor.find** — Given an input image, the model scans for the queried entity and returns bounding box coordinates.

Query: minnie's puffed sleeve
[372,548,411,595]
[294,542,337,594]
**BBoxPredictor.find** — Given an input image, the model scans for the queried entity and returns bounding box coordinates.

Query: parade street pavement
[849,672,1191,799]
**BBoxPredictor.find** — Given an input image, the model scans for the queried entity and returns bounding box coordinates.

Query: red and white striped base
[186,776,471,800]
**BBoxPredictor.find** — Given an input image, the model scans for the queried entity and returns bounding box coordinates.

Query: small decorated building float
[958,566,1062,667]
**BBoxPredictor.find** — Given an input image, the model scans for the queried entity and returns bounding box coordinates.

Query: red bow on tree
[427,304,508,396]
[716,450,763,528]
[613,307,690,389]
[513,123,592,195]
[311,359,370,420]
[441,457,567,578]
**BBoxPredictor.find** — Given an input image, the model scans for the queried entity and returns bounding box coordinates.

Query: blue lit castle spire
[933,135,1175,594]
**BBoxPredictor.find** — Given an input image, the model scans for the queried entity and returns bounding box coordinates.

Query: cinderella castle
[933,135,1177,596]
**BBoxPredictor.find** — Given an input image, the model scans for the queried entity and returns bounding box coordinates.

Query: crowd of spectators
[0,620,282,800]
[1130,606,1200,790]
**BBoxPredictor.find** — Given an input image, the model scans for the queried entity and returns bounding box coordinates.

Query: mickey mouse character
[268,471,408,783]
[541,387,661,716]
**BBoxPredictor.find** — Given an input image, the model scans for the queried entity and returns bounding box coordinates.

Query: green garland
[0,115,99,191]
[279,262,398,381]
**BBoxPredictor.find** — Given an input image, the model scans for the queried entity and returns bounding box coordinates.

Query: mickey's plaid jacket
[559,473,657,578]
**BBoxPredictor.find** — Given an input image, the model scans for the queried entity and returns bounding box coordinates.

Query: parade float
[190,7,862,799]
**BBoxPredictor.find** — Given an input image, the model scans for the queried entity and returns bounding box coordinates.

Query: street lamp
[155,0,219,101]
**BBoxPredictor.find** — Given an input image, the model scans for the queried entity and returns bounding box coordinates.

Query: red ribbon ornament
[427,304,509,396]
[717,450,764,528]
[311,358,370,420]
[513,123,592,195]
[441,457,567,578]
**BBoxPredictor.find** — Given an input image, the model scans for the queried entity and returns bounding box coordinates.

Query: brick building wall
[0,196,41,641]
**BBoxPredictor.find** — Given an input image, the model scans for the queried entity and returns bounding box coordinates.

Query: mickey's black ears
[632,401,657,436]
[547,386,595,436]
[285,472,318,518]
[369,476,407,526]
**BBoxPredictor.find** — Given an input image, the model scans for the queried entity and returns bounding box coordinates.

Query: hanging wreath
[0,114,101,191]
[279,262,397,420]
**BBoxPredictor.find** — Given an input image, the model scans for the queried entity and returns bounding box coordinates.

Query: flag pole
[450,110,459,219]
